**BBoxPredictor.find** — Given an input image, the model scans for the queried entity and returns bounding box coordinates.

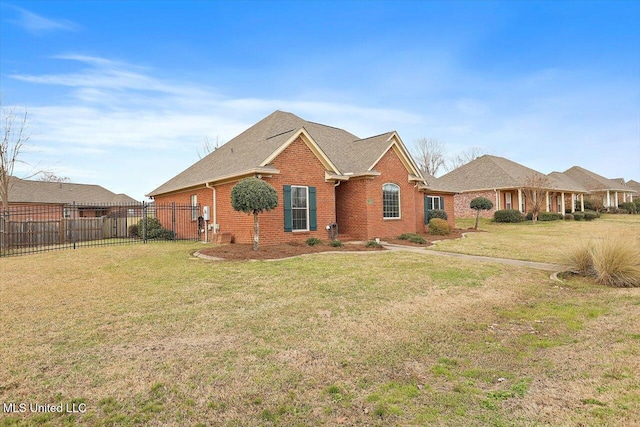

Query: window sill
[383,218,402,221]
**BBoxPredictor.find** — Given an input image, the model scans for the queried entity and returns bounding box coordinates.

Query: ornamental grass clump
[566,236,640,288]
[429,218,451,236]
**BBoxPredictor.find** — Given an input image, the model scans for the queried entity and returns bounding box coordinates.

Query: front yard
[1,216,639,425]
[437,214,640,264]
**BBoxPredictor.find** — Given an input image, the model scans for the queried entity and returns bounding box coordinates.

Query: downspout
[333,180,341,226]
[205,182,217,241]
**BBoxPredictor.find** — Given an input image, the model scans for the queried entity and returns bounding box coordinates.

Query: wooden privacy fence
[1,218,111,248]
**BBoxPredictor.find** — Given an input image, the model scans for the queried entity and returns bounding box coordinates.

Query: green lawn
[436,214,640,264]
[1,222,639,425]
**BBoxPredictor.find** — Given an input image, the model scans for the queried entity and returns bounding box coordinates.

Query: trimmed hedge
[564,214,574,220]
[494,209,525,223]
[573,212,585,221]
[429,218,452,235]
[584,210,598,221]
[538,212,562,221]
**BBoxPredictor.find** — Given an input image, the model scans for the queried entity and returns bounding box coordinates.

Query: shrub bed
[494,209,525,223]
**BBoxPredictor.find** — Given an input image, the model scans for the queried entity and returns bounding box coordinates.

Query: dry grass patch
[1,243,639,425]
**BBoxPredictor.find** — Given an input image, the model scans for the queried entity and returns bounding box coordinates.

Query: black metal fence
[0,202,202,257]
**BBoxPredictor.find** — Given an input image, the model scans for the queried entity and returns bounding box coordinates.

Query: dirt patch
[197,241,385,261]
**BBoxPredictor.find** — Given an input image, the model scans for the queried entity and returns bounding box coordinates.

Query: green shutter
[309,187,317,231]
[283,185,292,232]
[424,195,430,224]
[440,196,445,210]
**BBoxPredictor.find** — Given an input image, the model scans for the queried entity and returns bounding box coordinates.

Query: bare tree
[197,135,221,159]
[413,138,447,177]
[39,171,70,183]
[1,103,31,212]
[447,147,487,172]
[522,174,551,223]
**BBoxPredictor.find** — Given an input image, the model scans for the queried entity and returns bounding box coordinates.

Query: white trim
[382,183,401,219]
[260,128,340,174]
[367,133,423,179]
[291,185,310,232]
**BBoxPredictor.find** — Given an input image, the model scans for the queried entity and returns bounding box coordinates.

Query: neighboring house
[563,166,636,210]
[147,110,455,244]
[437,155,589,219]
[626,180,640,198]
[2,177,138,220]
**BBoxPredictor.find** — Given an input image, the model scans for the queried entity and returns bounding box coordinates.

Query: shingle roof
[563,166,633,192]
[626,180,640,193]
[3,177,138,205]
[419,172,458,193]
[437,155,550,192]
[148,111,410,196]
[547,172,589,193]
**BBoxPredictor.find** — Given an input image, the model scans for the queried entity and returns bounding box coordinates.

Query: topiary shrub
[426,209,448,222]
[231,177,278,250]
[538,212,562,221]
[573,212,585,221]
[470,196,493,230]
[429,218,452,235]
[494,209,525,223]
[564,214,574,220]
[306,237,322,246]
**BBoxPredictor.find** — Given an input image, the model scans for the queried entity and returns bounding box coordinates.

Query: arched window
[382,183,400,219]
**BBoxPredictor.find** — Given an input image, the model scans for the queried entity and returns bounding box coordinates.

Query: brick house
[437,155,589,219]
[1,177,138,221]
[563,167,636,210]
[147,111,455,244]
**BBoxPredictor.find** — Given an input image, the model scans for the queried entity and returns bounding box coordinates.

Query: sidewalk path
[381,243,568,272]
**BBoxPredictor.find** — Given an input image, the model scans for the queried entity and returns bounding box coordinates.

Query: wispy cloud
[5,5,79,34]
[10,54,423,198]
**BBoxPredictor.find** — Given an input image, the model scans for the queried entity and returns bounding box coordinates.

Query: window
[505,193,512,210]
[291,186,308,231]
[284,185,317,232]
[427,195,442,210]
[191,195,198,221]
[383,183,400,219]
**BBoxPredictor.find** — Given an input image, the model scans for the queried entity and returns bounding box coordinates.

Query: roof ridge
[266,128,297,140]
[352,131,394,142]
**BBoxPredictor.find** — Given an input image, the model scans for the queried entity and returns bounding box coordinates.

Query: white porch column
[606,190,611,209]
[518,188,523,212]
[571,193,575,213]
[496,190,501,210]
[614,192,619,208]
[623,192,627,203]
[561,192,565,216]
[545,192,550,212]
[580,194,585,212]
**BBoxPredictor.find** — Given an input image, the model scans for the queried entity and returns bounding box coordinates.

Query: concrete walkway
[381,243,568,272]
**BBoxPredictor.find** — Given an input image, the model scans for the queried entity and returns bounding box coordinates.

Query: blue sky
[1,0,639,200]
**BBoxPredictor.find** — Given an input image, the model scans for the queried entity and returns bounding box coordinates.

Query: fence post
[72,201,77,250]
[142,201,147,244]
[171,202,176,241]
